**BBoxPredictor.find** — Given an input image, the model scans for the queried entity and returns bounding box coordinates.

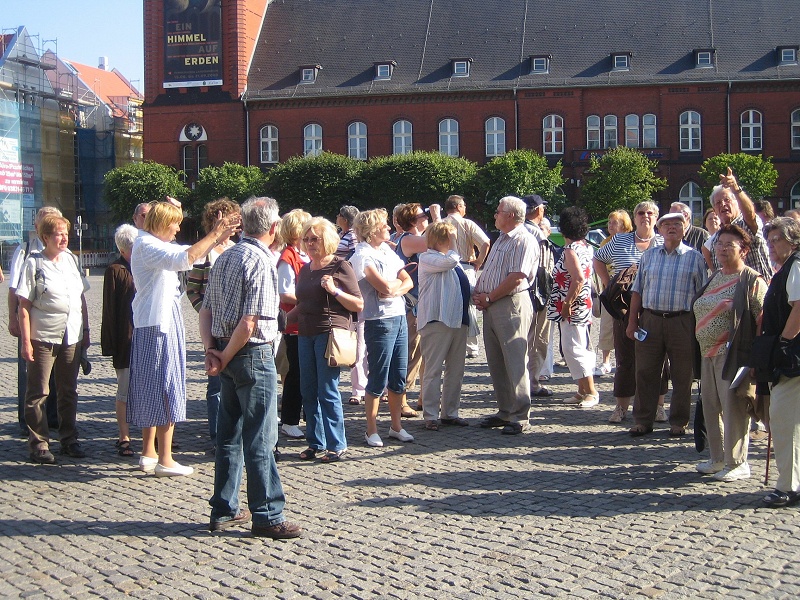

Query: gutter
[726,80,731,154]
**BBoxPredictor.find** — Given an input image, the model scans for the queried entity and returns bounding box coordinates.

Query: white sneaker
[608,406,626,423]
[364,432,383,447]
[579,394,600,408]
[594,363,613,376]
[655,405,668,422]
[139,456,158,473]
[388,428,414,442]
[696,459,725,474]
[281,424,304,438]
[713,462,751,482]
[154,462,194,477]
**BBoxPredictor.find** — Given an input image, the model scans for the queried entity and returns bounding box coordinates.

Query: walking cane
[764,431,772,486]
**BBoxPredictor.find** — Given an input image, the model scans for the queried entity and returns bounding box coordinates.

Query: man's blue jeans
[298,334,347,452]
[209,343,286,528]
[206,375,220,444]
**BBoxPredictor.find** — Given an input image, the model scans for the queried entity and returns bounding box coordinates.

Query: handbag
[322,263,357,367]
[599,263,638,320]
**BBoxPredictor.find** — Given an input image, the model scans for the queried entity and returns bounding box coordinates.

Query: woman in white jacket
[417,221,478,430]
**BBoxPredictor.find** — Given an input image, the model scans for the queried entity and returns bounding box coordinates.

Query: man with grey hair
[473,196,539,434]
[669,201,708,253]
[8,206,64,435]
[702,168,771,281]
[200,197,302,539]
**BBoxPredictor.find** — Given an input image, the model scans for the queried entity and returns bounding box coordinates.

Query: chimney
[98,56,108,71]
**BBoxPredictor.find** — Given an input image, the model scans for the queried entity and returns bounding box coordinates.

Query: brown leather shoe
[209,509,252,532]
[251,521,302,539]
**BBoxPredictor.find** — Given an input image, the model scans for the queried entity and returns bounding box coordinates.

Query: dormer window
[694,49,716,68]
[451,58,472,77]
[374,61,396,81]
[778,46,799,65]
[299,64,322,84]
[530,55,551,74]
[611,53,631,71]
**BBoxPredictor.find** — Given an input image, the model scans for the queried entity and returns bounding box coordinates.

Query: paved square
[0,275,796,598]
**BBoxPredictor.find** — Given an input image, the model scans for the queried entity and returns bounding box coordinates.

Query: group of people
[10,167,800,547]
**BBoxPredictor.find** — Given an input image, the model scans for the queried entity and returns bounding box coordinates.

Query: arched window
[604,115,618,148]
[586,115,600,149]
[741,110,762,151]
[792,110,800,150]
[260,125,279,164]
[393,120,413,155]
[642,114,657,148]
[485,117,506,157]
[791,181,800,209]
[303,123,323,156]
[680,110,701,151]
[543,114,564,154]
[439,118,459,156]
[679,181,704,226]
[348,121,367,160]
[625,114,639,148]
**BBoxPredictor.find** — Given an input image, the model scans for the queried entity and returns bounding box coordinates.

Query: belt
[460,261,475,266]
[215,338,271,353]
[645,309,690,318]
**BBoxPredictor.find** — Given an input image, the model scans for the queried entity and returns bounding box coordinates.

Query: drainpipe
[244,95,251,167]
[726,81,732,154]
[514,88,519,150]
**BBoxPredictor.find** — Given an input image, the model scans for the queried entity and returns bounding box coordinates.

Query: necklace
[634,231,653,243]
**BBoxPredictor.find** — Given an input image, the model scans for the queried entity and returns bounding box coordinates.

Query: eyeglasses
[495,210,511,215]
[714,241,741,249]
[636,211,656,216]
[767,236,785,247]
[302,236,320,244]
[414,213,428,221]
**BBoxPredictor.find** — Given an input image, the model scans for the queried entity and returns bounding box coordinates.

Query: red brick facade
[144,2,800,211]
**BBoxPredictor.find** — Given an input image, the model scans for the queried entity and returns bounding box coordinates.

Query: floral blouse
[547,239,593,325]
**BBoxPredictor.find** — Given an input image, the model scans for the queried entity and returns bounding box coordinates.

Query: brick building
[143,0,800,219]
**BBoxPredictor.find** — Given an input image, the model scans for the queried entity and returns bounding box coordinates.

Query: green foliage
[189,163,268,217]
[578,146,667,222]
[103,161,189,223]
[359,151,477,214]
[265,152,365,218]
[697,153,778,202]
[473,149,565,224]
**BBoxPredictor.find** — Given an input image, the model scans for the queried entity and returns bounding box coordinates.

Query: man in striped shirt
[626,212,707,437]
[473,196,539,435]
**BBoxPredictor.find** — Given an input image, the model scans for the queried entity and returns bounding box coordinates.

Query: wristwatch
[485,294,492,305]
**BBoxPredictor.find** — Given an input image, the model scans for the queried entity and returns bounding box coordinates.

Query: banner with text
[163,0,223,88]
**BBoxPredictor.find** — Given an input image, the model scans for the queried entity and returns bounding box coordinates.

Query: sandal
[348,396,362,405]
[320,450,346,463]
[401,405,418,418]
[669,426,687,437]
[115,440,135,457]
[299,448,319,461]
[425,420,440,431]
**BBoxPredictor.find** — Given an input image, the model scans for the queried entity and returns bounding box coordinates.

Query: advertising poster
[163,0,223,88]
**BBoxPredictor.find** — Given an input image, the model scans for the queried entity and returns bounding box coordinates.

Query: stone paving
[0,274,798,599]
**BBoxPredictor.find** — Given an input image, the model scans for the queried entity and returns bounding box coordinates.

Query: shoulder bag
[323,262,357,368]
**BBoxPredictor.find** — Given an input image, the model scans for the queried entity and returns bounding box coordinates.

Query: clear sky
[2,0,144,89]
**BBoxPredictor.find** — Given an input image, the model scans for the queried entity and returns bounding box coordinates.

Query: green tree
[473,149,565,224]
[189,162,268,216]
[265,152,365,218]
[359,151,477,214]
[578,146,667,222]
[103,161,189,223]
[697,153,778,202]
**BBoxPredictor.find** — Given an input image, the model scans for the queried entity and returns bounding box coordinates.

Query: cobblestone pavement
[0,274,798,599]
